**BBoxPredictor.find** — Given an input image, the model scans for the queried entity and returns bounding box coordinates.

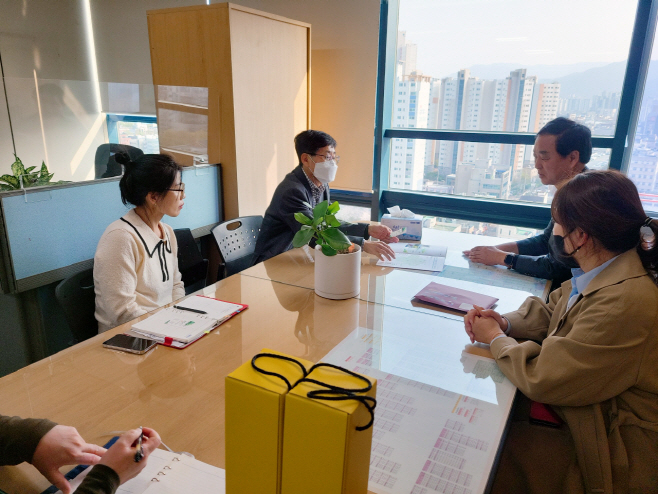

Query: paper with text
[321,328,516,494]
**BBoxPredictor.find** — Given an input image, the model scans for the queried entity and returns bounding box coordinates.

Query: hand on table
[32,425,106,494]
[363,240,396,261]
[464,305,507,345]
[462,246,508,266]
[368,225,399,244]
[98,427,161,484]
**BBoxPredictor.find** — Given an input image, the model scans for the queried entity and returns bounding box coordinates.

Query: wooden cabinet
[147,3,310,219]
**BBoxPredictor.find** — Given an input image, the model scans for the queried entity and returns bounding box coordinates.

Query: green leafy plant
[0,155,61,191]
[292,200,352,256]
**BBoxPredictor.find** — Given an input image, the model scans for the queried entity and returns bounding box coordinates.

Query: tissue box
[280,366,376,494]
[225,349,313,494]
[423,216,436,228]
[381,213,423,240]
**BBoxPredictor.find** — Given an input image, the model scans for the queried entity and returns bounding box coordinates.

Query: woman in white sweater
[94,153,186,333]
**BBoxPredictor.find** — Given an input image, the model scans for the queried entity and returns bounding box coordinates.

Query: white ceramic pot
[314,244,361,299]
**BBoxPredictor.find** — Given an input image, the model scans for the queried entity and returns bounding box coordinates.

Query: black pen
[173,305,207,314]
[134,426,144,463]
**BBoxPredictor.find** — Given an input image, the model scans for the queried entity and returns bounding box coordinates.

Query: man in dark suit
[463,117,592,284]
[254,130,397,265]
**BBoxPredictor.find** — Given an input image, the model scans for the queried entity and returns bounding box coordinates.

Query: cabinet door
[229,8,310,217]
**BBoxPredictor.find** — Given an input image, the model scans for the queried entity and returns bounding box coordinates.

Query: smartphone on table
[102,334,157,354]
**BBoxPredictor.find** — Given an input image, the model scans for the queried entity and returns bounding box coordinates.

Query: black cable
[0,45,16,156]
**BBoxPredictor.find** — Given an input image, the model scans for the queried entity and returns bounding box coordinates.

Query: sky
[398,0,641,80]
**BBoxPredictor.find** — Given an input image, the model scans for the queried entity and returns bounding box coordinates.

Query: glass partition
[0,79,213,188]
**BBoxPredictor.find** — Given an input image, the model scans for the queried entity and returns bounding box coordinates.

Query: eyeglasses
[168,183,185,194]
[310,154,340,163]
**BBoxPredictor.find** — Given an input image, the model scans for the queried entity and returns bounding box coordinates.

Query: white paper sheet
[378,253,446,272]
[321,328,516,494]
[174,295,244,320]
[390,243,448,258]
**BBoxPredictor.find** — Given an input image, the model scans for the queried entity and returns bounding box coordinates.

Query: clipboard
[131,296,248,349]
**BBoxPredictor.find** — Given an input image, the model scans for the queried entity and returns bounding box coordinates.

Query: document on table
[63,449,225,493]
[321,327,516,494]
[377,243,448,272]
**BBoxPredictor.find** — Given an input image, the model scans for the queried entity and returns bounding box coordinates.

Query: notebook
[131,296,247,349]
[413,282,498,312]
[55,448,225,494]
[377,243,447,272]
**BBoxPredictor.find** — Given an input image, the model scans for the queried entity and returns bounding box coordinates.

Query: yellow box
[281,365,377,494]
[225,349,313,494]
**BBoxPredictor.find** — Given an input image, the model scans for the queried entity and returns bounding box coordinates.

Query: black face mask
[549,233,581,268]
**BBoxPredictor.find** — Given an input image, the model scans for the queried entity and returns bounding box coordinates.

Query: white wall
[90,0,380,193]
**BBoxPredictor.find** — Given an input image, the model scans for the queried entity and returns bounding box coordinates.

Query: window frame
[369,0,658,229]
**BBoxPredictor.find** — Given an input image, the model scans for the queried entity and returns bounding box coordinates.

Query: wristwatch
[503,253,518,270]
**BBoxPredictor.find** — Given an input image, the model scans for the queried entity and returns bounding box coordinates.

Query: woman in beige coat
[465,170,658,494]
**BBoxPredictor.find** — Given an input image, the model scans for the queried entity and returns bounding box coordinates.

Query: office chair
[55,267,98,342]
[94,144,144,179]
[211,216,263,278]
[174,229,209,295]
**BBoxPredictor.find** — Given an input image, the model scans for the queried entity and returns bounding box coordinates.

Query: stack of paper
[377,243,447,272]
[131,296,247,348]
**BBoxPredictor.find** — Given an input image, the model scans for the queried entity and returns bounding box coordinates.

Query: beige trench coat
[491,249,658,493]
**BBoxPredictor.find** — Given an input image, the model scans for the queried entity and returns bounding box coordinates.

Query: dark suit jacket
[514,219,574,284]
[513,167,589,284]
[253,165,368,264]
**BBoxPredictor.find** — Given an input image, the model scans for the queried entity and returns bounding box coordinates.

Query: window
[371,0,657,228]
[106,114,159,154]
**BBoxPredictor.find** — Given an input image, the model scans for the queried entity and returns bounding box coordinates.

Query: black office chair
[174,228,209,295]
[211,216,263,278]
[94,144,144,179]
[55,267,98,343]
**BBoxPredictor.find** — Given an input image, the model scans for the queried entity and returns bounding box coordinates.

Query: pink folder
[413,282,498,312]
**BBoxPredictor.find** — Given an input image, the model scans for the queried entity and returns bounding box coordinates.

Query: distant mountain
[551,61,626,98]
[464,62,610,81]
[455,59,658,103]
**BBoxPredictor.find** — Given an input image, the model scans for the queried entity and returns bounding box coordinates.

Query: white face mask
[311,158,338,184]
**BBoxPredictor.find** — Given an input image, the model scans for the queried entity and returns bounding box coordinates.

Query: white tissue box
[381,214,423,240]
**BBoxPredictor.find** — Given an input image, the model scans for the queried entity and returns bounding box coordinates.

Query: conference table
[0,229,549,494]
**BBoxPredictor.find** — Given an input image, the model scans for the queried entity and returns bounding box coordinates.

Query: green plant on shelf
[292,200,353,256]
[0,155,65,191]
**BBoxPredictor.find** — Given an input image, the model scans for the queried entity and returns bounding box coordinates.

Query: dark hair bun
[118,154,183,207]
[114,152,132,166]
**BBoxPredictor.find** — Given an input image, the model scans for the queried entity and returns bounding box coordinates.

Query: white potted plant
[292,200,361,300]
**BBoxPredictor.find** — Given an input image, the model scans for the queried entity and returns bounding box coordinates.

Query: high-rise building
[397,31,417,77]
[530,83,561,132]
[436,69,470,177]
[501,69,536,174]
[453,159,510,199]
[391,72,432,190]
[525,82,561,163]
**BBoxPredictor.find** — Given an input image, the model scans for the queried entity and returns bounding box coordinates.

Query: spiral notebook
[56,449,225,493]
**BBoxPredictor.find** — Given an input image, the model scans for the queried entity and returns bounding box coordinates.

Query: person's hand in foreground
[363,240,396,261]
[98,427,161,484]
[462,246,508,266]
[32,425,107,494]
[464,305,508,344]
[368,225,400,244]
